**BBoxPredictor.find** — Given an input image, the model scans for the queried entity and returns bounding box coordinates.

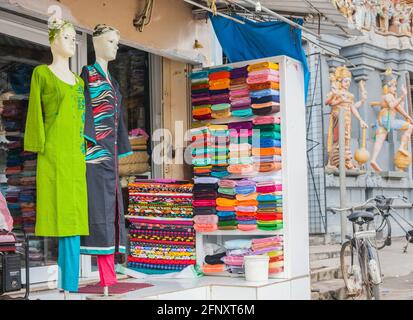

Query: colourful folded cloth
[256,184,282,193]
[193,200,217,207]
[216,198,237,207]
[217,211,236,217]
[224,239,252,250]
[251,101,279,110]
[218,220,238,227]
[227,164,254,174]
[236,192,258,201]
[251,95,280,104]
[230,77,248,85]
[254,162,282,172]
[235,185,256,195]
[194,215,218,224]
[247,75,279,84]
[191,70,209,79]
[248,82,280,91]
[209,71,231,80]
[252,139,281,148]
[194,177,219,184]
[194,224,218,232]
[248,68,279,76]
[217,187,236,195]
[253,116,281,125]
[256,194,282,201]
[248,62,279,72]
[209,79,230,90]
[250,89,279,99]
[216,206,236,211]
[228,157,253,165]
[252,147,281,156]
[232,109,253,117]
[237,199,259,207]
[235,206,257,212]
[237,224,257,231]
[228,121,253,131]
[257,213,283,221]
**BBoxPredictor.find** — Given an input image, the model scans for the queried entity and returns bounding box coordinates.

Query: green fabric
[211,103,230,111]
[258,131,281,140]
[253,124,281,132]
[228,157,253,165]
[218,220,238,227]
[24,65,89,237]
[218,187,236,195]
[192,104,212,110]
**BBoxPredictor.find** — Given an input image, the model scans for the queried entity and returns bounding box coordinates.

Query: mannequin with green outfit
[24,17,88,297]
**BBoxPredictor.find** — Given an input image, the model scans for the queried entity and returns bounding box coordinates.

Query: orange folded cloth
[212,109,231,119]
[203,264,226,273]
[251,101,279,109]
[248,62,279,72]
[227,164,254,174]
[254,162,282,172]
[236,200,259,206]
[236,193,258,201]
[252,147,282,156]
[236,211,257,217]
[216,206,236,211]
[193,107,212,116]
[248,82,279,91]
[209,79,230,90]
[209,71,231,81]
[194,224,218,232]
[216,198,238,207]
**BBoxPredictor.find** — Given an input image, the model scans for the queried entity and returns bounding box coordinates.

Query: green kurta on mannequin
[24,64,89,236]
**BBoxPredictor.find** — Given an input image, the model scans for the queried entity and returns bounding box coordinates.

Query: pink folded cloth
[194,215,219,224]
[252,236,283,245]
[237,224,257,231]
[253,116,281,125]
[247,75,280,84]
[194,224,218,232]
[229,129,252,138]
[223,256,244,266]
[230,97,251,105]
[193,200,217,207]
[256,185,282,193]
[235,206,257,212]
[248,69,279,77]
[230,88,250,97]
[228,164,254,174]
[218,180,237,188]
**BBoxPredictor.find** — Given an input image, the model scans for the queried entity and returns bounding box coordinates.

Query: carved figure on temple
[377,0,393,32]
[370,69,413,173]
[326,66,368,170]
[354,0,373,30]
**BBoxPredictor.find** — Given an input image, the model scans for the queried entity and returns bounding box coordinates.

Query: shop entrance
[0,9,87,284]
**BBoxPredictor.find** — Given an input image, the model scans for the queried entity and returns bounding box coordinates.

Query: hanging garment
[80,62,132,255]
[24,65,88,236]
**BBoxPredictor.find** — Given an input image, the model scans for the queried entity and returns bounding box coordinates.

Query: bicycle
[328,198,382,300]
[370,195,413,253]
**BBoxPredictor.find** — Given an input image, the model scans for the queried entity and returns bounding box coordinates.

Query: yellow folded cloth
[248,62,279,72]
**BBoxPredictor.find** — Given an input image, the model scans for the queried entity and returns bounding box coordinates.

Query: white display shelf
[192,55,310,299]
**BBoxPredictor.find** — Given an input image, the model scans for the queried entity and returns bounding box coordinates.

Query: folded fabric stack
[253,172,283,231]
[209,125,230,179]
[209,67,232,119]
[202,251,226,274]
[229,66,252,118]
[119,128,150,175]
[127,180,195,274]
[216,179,237,230]
[193,177,219,232]
[251,236,284,274]
[252,116,282,173]
[223,239,252,274]
[191,126,212,177]
[191,70,211,121]
[227,121,254,176]
[247,62,280,116]
[235,179,257,231]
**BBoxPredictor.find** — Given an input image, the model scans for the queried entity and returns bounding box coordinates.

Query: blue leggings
[58,236,80,292]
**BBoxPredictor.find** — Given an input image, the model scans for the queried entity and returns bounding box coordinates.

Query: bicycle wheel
[340,240,363,298]
[360,243,381,300]
[374,214,391,250]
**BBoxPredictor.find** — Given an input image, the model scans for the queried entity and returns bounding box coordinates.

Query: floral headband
[93,24,120,37]
[48,18,74,43]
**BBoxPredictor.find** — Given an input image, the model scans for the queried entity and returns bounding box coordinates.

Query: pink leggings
[97,254,117,287]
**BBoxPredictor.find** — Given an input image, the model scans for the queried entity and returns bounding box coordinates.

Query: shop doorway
[0,9,87,284]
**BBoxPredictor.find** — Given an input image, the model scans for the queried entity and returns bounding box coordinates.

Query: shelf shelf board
[197,229,283,236]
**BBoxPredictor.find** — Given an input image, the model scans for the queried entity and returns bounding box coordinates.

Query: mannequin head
[92,24,120,62]
[49,20,76,59]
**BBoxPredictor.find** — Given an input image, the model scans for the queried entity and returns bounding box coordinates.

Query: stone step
[311,279,348,300]
[311,266,343,283]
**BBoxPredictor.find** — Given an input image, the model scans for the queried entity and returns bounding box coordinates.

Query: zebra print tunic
[80,62,132,255]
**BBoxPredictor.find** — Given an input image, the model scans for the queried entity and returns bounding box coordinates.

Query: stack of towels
[209,67,232,119]
[223,239,252,275]
[209,125,230,179]
[235,179,258,231]
[253,173,283,231]
[247,62,280,116]
[216,179,238,230]
[251,236,284,274]
[229,66,252,118]
[227,121,254,176]
[191,70,211,121]
[191,126,212,177]
[192,177,219,232]
[252,116,282,173]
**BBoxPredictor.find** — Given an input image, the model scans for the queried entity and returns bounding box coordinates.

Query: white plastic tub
[244,255,269,282]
